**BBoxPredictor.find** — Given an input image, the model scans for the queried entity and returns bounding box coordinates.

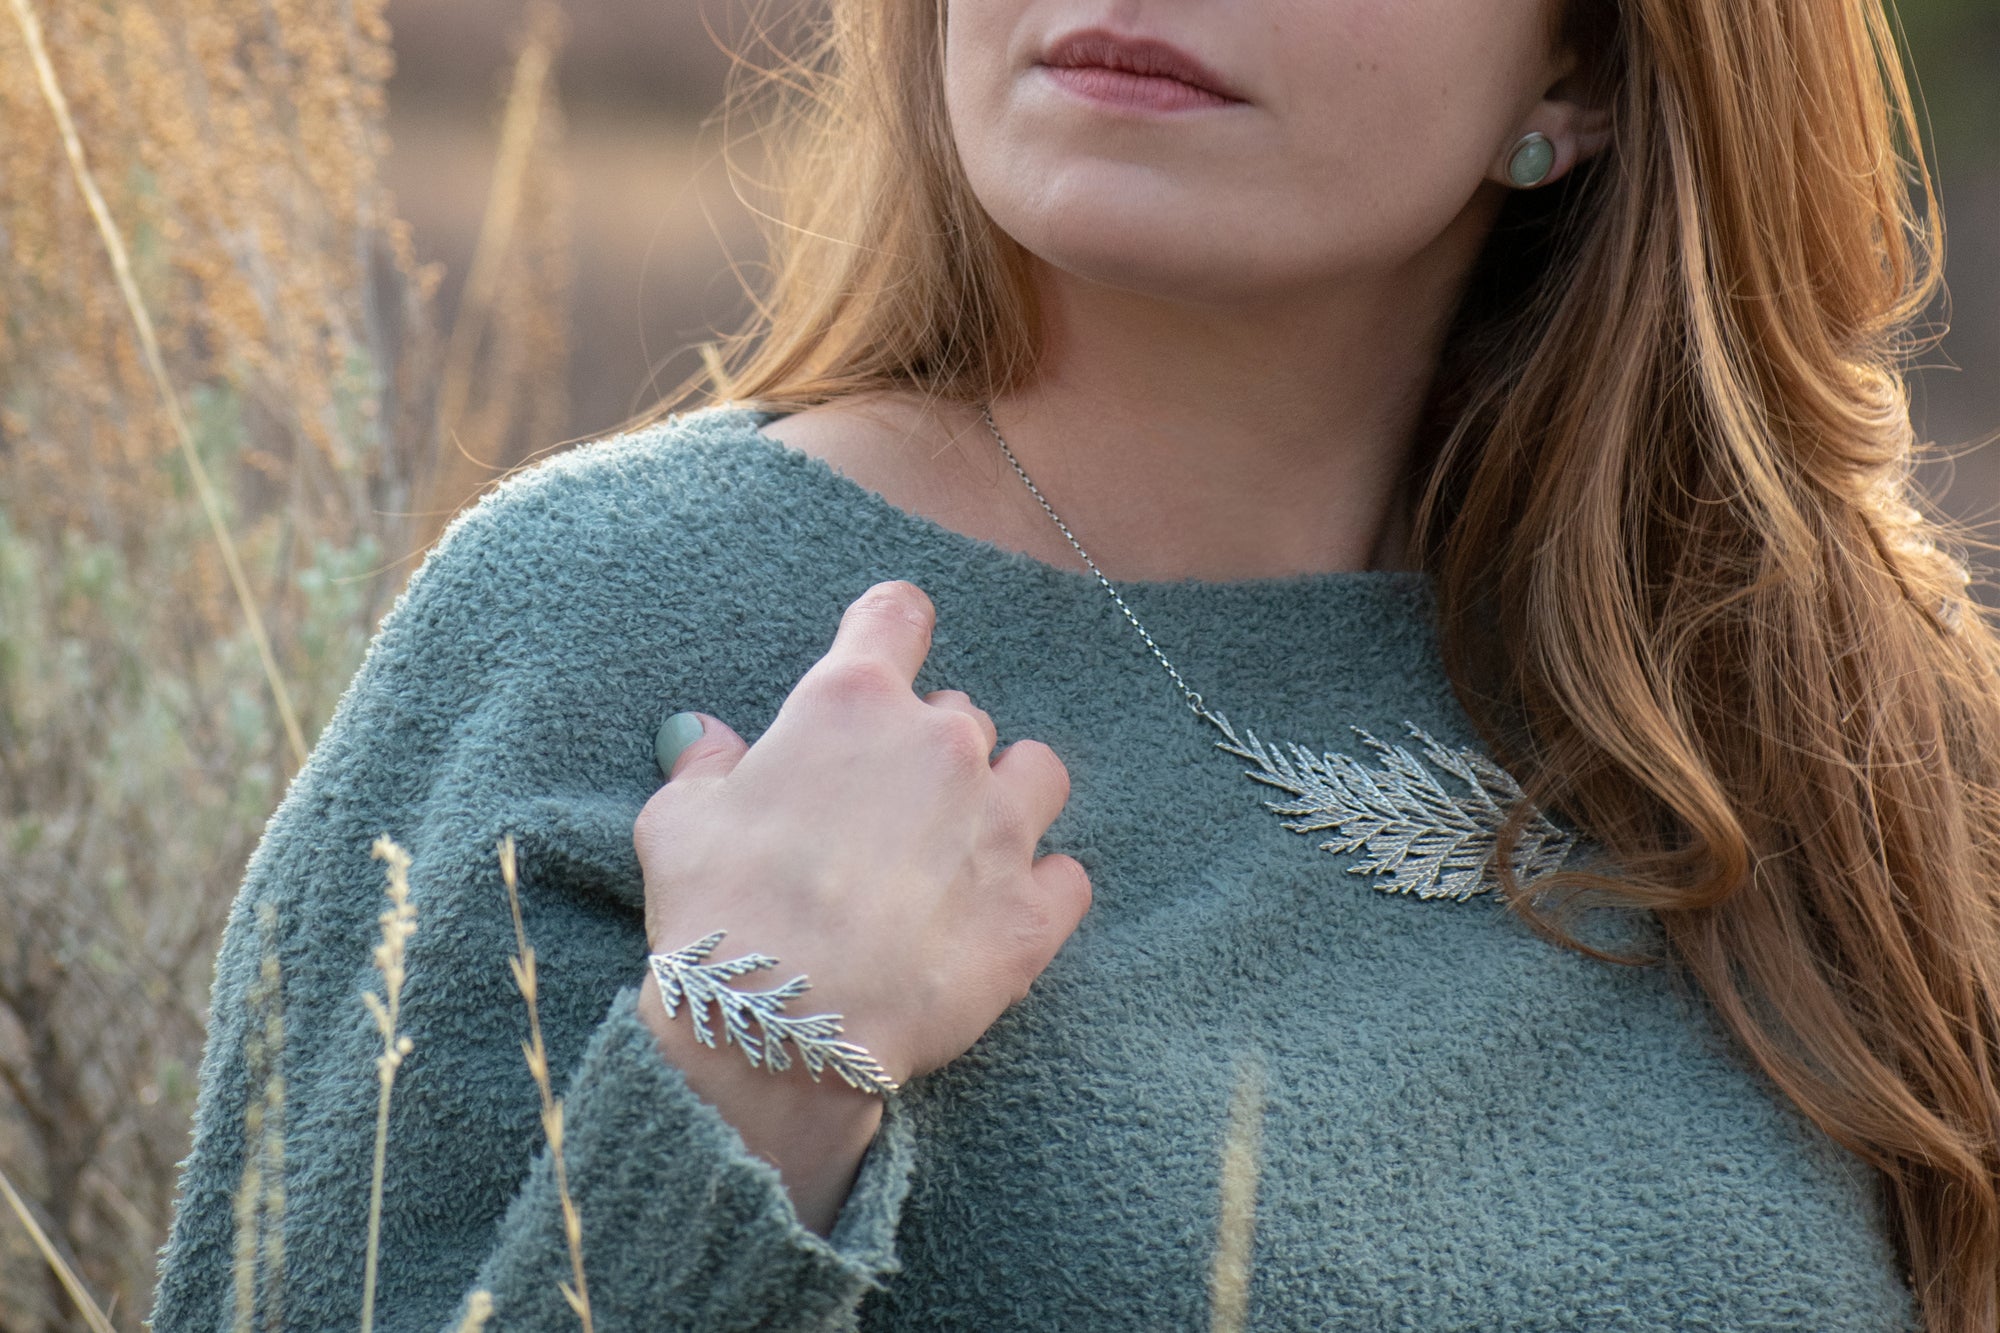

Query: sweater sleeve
[467,987,915,1331]
[149,429,919,1332]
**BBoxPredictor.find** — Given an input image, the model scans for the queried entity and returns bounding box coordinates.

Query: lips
[1037,28,1246,109]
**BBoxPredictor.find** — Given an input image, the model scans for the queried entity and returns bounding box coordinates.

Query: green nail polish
[656,711,705,775]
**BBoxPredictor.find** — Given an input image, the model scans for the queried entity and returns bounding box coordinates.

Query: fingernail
[656,711,705,776]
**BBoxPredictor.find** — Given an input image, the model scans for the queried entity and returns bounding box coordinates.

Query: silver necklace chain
[977,404,1216,725]
[972,401,1577,902]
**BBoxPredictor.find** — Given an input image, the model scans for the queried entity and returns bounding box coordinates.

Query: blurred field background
[0,1,1995,1328]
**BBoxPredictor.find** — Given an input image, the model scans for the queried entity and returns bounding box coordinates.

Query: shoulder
[304,406,783,753]
[356,391,992,692]
[379,405,790,631]
[282,408,794,841]
[432,405,769,567]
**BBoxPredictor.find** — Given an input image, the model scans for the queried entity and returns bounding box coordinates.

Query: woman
[154,0,1998,1329]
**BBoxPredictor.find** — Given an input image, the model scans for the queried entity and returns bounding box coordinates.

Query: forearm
[637,971,884,1237]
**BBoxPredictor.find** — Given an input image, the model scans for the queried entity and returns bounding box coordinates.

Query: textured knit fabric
[152,404,1919,1331]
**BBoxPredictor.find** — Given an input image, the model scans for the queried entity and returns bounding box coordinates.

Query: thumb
[655,710,748,782]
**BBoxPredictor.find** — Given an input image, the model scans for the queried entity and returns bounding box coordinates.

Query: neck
[975,221,1490,582]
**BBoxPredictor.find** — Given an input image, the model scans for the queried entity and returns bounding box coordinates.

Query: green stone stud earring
[1507,132,1557,189]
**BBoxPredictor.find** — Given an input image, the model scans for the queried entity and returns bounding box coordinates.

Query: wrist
[637,970,883,1127]
[638,971,882,1235]
[645,927,902,1094]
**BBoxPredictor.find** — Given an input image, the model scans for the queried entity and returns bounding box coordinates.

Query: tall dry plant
[498,835,593,1333]
[426,0,574,521]
[360,839,418,1333]
[0,2,571,1327]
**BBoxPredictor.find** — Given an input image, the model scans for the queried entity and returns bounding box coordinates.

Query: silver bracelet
[647,931,901,1096]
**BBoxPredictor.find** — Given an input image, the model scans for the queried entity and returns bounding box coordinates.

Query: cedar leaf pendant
[1197,710,1574,901]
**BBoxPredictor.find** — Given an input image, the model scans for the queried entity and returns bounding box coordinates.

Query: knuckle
[957,703,998,745]
[637,779,682,826]
[634,782,692,854]
[980,927,1044,1008]
[928,709,994,776]
[1043,854,1093,917]
[802,658,907,708]
[985,794,1035,850]
[1065,858,1095,912]
[781,862,847,919]
[1012,738,1072,802]
[992,870,1082,1004]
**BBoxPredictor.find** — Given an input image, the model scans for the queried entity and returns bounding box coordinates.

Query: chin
[1027,235,1318,311]
[987,179,1301,308]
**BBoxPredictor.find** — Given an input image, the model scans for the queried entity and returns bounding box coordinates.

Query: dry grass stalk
[499,836,595,1332]
[360,838,419,1333]
[0,0,565,1317]
[0,1163,116,1333]
[455,1288,496,1332]
[229,1119,261,1331]
[229,903,288,1333]
[4,0,307,768]
[259,1023,288,1333]
[421,2,573,539]
[433,0,561,455]
[1208,1051,1267,1333]
[0,0,432,1310]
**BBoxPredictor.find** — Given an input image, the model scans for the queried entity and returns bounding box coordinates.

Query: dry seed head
[2,0,419,544]
[496,835,593,1330]
[361,837,419,1333]
[456,1290,495,1333]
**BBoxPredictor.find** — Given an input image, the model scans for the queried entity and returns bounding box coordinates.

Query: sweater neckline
[699,404,1437,607]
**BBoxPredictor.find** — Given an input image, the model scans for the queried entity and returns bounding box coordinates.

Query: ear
[1487,60,1616,190]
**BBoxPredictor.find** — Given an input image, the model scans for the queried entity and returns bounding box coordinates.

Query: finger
[657,711,749,782]
[1028,852,1093,949]
[810,581,936,694]
[923,689,999,755]
[987,738,1072,838]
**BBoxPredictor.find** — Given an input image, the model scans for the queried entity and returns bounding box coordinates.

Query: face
[943,0,1584,308]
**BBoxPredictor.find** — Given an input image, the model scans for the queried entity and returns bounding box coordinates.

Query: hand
[632,580,1090,1230]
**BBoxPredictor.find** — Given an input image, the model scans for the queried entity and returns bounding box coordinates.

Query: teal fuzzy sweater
[153,405,1918,1331]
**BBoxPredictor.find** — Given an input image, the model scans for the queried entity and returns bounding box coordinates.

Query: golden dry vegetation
[0,0,569,1324]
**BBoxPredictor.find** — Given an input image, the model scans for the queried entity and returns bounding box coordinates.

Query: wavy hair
[647,1,2000,1324]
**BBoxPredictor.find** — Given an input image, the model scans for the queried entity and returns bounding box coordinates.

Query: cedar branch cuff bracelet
[647,931,902,1096]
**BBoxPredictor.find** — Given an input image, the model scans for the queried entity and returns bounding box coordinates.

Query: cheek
[943,0,1032,185]
[943,0,1029,118]
[1265,7,1536,243]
